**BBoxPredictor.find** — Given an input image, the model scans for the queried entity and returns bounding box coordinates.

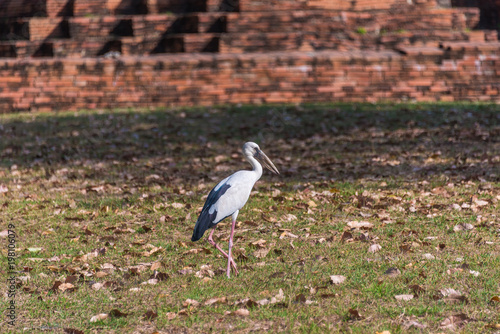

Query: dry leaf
[439,288,467,304]
[58,283,75,292]
[270,289,285,304]
[63,328,84,334]
[171,202,185,209]
[453,223,474,232]
[473,199,488,206]
[109,309,128,318]
[90,313,108,322]
[307,200,317,207]
[143,310,158,320]
[234,308,250,316]
[348,308,363,319]
[195,265,214,278]
[395,294,414,301]
[166,312,177,320]
[183,299,200,307]
[251,239,267,248]
[330,275,346,285]
[422,253,435,260]
[281,214,297,222]
[403,320,427,329]
[204,297,227,306]
[368,244,382,253]
[384,267,401,277]
[253,248,270,258]
[95,271,108,278]
[347,221,374,229]
[439,314,469,330]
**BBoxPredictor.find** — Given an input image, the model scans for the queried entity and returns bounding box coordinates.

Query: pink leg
[227,217,237,278]
[208,227,238,275]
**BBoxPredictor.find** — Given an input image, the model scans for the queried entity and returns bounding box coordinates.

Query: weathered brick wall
[0,50,499,112]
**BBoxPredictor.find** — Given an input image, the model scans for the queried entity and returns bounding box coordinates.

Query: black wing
[191,182,231,241]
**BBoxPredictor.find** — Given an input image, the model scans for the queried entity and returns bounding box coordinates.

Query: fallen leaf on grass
[295,294,307,303]
[409,284,425,296]
[341,231,353,242]
[490,296,500,304]
[166,312,177,320]
[143,310,158,320]
[109,309,128,318]
[329,275,346,285]
[91,283,104,291]
[439,314,470,330]
[150,271,169,281]
[253,248,270,258]
[90,313,108,323]
[171,202,185,209]
[469,270,480,277]
[279,231,298,239]
[348,308,363,319]
[58,283,76,292]
[281,214,297,222]
[473,199,488,207]
[384,267,401,277]
[251,239,267,248]
[178,268,193,275]
[204,297,227,306]
[453,223,474,232]
[183,299,200,307]
[142,246,163,257]
[224,309,249,316]
[234,298,258,308]
[141,279,158,285]
[95,271,108,278]
[368,244,382,253]
[195,265,214,278]
[63,328,84,334]
[395,294,414,301]
[184,248,211,255]
[403,320,427,329]
[485,323,500,329]
[347,221,374,229]
[438,288,468,304]
[422,253,435,260]
[234,309,250,316]
[64,275,78,284]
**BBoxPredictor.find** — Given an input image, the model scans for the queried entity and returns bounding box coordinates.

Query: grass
[0,103,499,333]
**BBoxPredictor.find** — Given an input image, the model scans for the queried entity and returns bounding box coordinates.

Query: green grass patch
[1,103,499,333]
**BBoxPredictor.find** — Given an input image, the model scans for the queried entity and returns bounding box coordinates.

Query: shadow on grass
[1,103,499,185]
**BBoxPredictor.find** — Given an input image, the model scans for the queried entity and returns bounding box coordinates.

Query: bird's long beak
[256,149,280,175]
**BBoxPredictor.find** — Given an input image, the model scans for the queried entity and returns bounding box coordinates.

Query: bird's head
[243,142,280,175]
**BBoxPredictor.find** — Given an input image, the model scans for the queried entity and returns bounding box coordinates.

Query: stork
[191,142,279,278]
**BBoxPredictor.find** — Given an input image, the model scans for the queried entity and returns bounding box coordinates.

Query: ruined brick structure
[0,0,499,111]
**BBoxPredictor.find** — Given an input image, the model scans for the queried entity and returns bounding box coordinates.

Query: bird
[191,142,279,278]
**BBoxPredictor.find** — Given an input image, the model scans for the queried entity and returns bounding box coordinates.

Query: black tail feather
[191,209,217,241]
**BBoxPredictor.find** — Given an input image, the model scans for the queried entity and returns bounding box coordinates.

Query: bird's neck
[247,155,263,180]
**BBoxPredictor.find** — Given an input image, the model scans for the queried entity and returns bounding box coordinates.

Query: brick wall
[0,50,499,112]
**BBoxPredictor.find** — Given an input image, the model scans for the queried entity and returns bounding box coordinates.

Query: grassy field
[0,103,499,333]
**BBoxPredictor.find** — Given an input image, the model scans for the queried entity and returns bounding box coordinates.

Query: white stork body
[191,142,279,278]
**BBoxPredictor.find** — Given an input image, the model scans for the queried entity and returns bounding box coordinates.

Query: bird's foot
[227,256,239,278]
[230,258,239,275]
